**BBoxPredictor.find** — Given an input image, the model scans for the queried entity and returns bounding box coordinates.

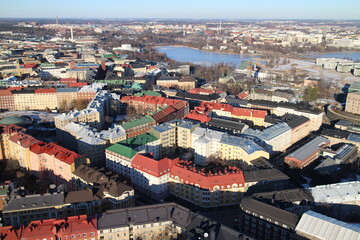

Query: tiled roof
[132,154,177,177]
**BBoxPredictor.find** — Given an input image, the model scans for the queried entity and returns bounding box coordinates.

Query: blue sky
[2,0,360,19]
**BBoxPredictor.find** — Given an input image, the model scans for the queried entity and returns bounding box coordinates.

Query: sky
[1,0,360,20]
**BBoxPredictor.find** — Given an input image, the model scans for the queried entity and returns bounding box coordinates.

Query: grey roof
[253,188,314,203]
[295,210,360,240]
[244,122,291,142]
[186,214,246,240]
[348,133,360,142]
[56,88,78,93]
[152,122,175,133]
[244,168,289,182]
[286,136,330,162]
[3,192,64,212]
[240,197,300,229]
[98,203,192,230]
[208,118,246,132]
[220,134,266,154]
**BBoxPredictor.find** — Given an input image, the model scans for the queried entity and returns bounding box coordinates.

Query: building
[295,210,360,240]
[284,136,330,169]
[0,90,15,110]
[240,196,300,240]
[219,134,270,164]
[121,116,156,138]
[345,91,360,115]
[56,122,126,165]
[29,142,89,189]
[169,160,245,208]
[243,122,292,152]
[97,203,192,240]
[191,127,226,166]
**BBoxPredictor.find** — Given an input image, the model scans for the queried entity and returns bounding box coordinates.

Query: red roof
[68,82,88,87]
[185,111,211,123]
[0,90,13,96]
[30,142,81,165]
[131,154,179,177]
[19,215,96,239]
[237,91,249,99]
[23,63,38,69]
[21,220,56,239]
[34,88,56,94]
[189,88,225,95]
[9,132,43,148]
[231,107,267,118]
[170,161,245,190]
[7,87,22,91]
[0,226,20,240]
[60,78,77,83]
[0,124,24,135]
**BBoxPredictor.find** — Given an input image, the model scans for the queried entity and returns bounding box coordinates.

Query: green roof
[131,82,143,90]
[0,185,9,196]
[349,81,360,93]
[134,90,162,97]
[121,116,155,130]
[238,60,254,70]
[106,133,158,159]
[0,116,31,125]
[106,143,138,159]
[120,133,158,148]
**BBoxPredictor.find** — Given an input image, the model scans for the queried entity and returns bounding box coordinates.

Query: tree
[304,87,319,102]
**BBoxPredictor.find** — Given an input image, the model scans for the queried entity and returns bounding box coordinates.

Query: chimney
[101,61,106,71]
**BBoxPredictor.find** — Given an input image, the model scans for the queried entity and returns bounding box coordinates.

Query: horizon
[2,0,360,20]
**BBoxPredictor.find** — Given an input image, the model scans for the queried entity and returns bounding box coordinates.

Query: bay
[304,52,360,61]
[155,46,262,66]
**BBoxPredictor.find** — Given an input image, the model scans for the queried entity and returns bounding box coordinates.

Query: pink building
[30,143,88,189]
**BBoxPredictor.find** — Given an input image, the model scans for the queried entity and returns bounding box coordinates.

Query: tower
[70,27,74,41]
[56,16,59,25]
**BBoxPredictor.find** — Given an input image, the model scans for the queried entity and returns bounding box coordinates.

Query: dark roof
[321,128,350,139]
[253,188,314,203]
[186,214,246,240]
[64,189,98,204]
[208,118,246,132]
[103,179,133,197]
[281,114,310,129]
[248,100,321,114]
[157,76,179,81]
[73,165,109,185]
[240,197,300,229]
[244,168,289,182]
[97,203,192,230]
[176,91,221,101]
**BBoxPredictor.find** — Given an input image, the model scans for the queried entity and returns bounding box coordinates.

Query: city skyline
[2,0,360,20]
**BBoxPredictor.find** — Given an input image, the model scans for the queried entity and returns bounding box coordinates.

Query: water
[155,46,262,66]
[305,52,360,61]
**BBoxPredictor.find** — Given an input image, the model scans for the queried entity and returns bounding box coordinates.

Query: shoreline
[152,44,261,56]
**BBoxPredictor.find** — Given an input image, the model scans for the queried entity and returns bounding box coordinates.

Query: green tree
[304,87,319,102]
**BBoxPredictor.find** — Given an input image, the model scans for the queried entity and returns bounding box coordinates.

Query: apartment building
[219,134,270,164]
[29,142,89,189]
[284,136,330,169]
[243,122,292,152]
[345,91,360,115]
[169,160,245,208]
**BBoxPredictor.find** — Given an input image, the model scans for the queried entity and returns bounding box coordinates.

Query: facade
[169,161,245,208]
[56,122,126,165]
[0,90,15,110]
[240,197,299,240]
[121,116,156,138]
[244,122,292,152]
[29,142,89,189]
[219,134,270,164]
[345,91,360,115]
[97,203,192,240]
[284,136,330,169]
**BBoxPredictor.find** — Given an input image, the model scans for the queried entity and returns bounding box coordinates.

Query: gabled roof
[131,154,177,177]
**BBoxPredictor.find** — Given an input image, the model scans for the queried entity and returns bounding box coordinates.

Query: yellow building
[219,135,269,164]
